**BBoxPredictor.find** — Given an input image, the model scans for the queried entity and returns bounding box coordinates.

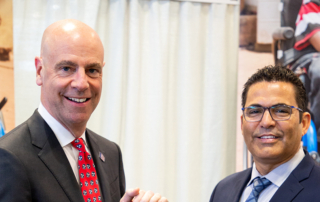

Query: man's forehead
[246,81,297,106]
[40,20,104,58]
[41,32,104,65]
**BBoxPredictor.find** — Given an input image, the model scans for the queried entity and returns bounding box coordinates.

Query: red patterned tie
[72,138,102,202]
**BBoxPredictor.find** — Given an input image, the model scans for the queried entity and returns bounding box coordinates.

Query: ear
[35,57,44,86]
[301,112,311,137]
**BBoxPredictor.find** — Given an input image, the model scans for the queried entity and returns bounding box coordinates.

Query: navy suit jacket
[0,110,125,202]
[210,152,320,202]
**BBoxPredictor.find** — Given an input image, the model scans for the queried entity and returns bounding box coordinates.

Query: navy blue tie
[245,177,272,202]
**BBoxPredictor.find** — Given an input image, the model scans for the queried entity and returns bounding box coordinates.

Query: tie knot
[252,177,272,190]
[71,138,86,152]
[245,177,272,202]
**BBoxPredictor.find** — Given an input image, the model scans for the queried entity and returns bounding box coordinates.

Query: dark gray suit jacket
[209,152,320,202]
[0,110,125,202]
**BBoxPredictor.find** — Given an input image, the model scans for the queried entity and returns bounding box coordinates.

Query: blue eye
[62,67,70,71]
[87,68,100,78]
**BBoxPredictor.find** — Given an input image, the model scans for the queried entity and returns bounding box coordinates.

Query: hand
[120,188,168,202]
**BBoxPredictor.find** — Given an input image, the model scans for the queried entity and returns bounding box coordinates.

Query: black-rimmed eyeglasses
[242,104,303,122]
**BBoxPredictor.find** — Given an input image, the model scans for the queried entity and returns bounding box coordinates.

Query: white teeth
[260,136,276,139]
[68,97,87,103]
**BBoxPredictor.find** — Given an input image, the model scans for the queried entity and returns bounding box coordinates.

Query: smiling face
[35,20,105,137]
[241,81,310,174]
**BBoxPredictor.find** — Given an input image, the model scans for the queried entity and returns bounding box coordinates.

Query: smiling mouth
[259,135,277,139]
[66,97,89,103]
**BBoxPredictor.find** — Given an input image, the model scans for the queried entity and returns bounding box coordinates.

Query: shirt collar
[249,146,305,187]
[38,102,87,147]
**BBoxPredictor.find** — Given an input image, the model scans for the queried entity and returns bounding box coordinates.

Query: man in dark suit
[210,66,320,202]
[0,19,167,202]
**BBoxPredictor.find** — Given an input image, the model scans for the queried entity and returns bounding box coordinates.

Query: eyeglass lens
[244,105,292,121]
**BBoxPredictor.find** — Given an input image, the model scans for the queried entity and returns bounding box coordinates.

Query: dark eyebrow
[248,103,289,108]
[272,103,289,107]
[55,60,78,68]
[85,63,102,69]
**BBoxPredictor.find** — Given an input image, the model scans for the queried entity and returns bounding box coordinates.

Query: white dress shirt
[240,147,305,202]
[38,103,91,184]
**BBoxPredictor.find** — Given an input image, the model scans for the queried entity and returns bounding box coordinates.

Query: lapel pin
[99,152,105,162]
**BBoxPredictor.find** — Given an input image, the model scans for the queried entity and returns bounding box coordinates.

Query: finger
[140,190,154,202]
[132,190,146,202]
[159,197,168,202]
[120,188,140,202]
[150,193,161,202]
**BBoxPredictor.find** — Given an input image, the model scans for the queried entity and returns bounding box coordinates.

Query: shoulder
[0,109,45,152]
[215,168,251,189]
[289,153,320,189]
[209,168,251,202]
[300,154,320,181]
[0,112,45,175]
[275,154,320,201]
[310,163,320,178]
[0,119,33,193]
[0,119,30,152]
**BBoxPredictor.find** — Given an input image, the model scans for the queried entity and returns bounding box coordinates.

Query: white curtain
[14,0,239,201]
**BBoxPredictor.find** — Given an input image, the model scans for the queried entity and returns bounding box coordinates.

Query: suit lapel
[270,153,314,202]
[86,130,113,202]
[229,169,252,202]
[28,111,84,202]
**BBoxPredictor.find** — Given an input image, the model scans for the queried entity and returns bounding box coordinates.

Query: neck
[63,123,86,138]
[254,153,298,176]
[255,163,280,176]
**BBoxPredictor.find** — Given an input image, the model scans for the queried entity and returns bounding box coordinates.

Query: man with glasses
[210,65,320,202]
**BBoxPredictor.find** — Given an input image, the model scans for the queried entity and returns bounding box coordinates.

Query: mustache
[253,130,283,138]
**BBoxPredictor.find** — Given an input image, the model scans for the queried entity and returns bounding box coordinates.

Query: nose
[71,68,89,92]
[259,109,276,128]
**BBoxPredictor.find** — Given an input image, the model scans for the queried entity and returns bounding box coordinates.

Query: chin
[255,152,282,161]
[252,148,278,158]
[68,115,90,124]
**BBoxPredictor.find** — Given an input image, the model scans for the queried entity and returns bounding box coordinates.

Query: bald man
[0,19,167,202]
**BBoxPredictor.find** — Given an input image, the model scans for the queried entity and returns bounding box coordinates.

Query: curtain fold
[14,0,239,201]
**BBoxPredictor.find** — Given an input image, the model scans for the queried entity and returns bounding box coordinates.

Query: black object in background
[0,97,7,110]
